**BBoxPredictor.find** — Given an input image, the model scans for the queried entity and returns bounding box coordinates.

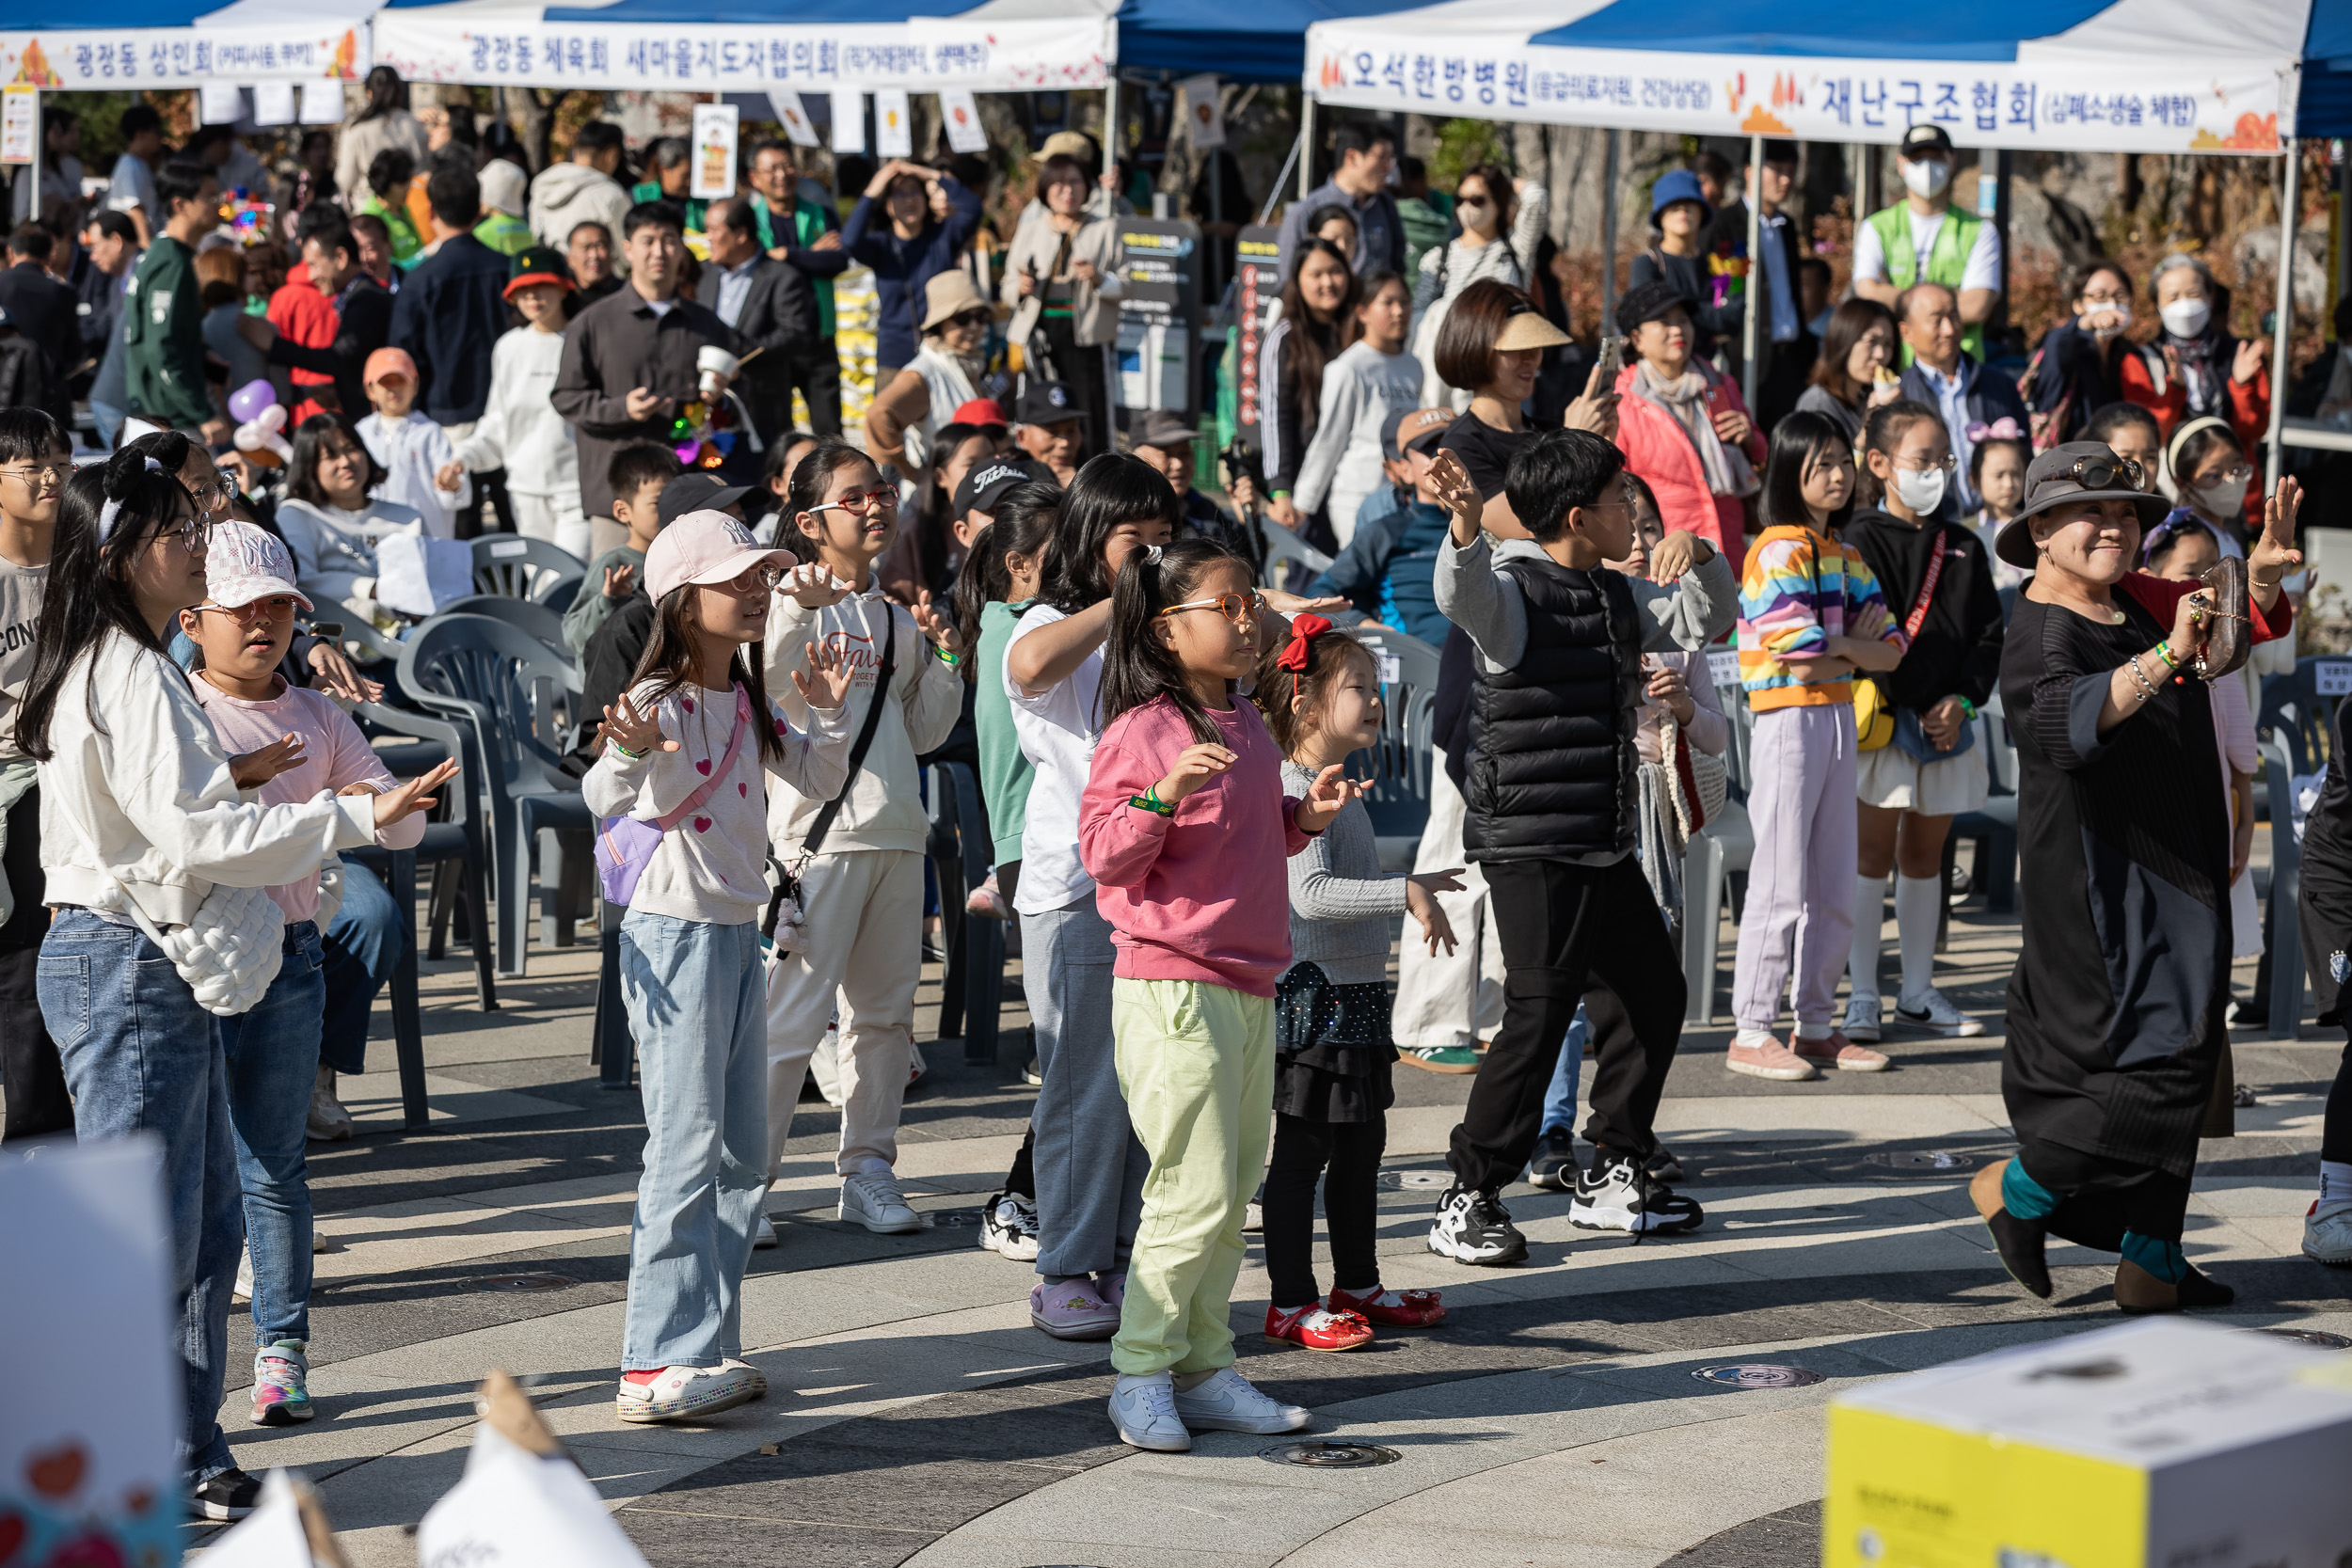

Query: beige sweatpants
[1390,765,1505,1050]
[763,848,924,1178]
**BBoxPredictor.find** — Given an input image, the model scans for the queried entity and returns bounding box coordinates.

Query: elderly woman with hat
[1003,150,1125,463]
[864,270,998,490]
[1628,168,1742,363]
[1973,443,2303,1313]
[1613,280,1763,572]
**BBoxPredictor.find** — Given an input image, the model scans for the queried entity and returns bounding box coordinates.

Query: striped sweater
[1737,524,1902,711]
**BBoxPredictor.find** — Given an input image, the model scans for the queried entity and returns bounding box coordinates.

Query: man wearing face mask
[1897,281,2028,516]
[1852,125,2001,364]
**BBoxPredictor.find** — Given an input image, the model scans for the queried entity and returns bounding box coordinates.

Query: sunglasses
[1158,590,1265,625]
[2051,452,2145,492]
[944,309,991,331]
[816,486,900,518]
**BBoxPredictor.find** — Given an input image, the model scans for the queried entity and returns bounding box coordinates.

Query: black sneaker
[1570,1154,1704,1234]
[1646,1146,1685,1184]
[190,1468,263,1522]
[1525,1131,1579,1192]
[1426,1184,1528,1265]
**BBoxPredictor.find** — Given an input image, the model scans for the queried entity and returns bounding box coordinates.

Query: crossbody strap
[1902,532,1947,642]
[802,599,898,860]
[651,686,754,832]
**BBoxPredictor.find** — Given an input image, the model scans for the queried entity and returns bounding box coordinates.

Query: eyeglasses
[2202,463,2255,488]
[199,594,299,620]
[159,515,214,552]
[817,486,900,517]
[184,476,230,514]
[0,462,69,489]
[2053,452,2145,491]
[1895,455,1960,473]
[724,564,786,594]
[1158,590,1265,625]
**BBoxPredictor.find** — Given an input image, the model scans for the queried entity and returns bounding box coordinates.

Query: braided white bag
[59,800,286,1017]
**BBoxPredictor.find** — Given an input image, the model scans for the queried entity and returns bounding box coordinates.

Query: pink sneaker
[1030,1277,1120,1340]
[1793,1030,1890,1072]
[1725,1035,1819,1082]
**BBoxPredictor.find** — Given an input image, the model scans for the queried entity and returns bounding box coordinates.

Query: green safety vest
[1867,203,1986,364]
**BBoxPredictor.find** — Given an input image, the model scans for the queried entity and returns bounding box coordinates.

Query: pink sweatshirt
[191,674,424,921]
[1078,692,1313,997]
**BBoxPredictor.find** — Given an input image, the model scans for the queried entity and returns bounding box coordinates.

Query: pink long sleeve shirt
[1078,692,1314,998]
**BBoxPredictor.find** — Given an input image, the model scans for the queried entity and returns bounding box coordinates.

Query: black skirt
[1273,962,1397,1125]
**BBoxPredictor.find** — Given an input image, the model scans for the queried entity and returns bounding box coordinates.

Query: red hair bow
[1277,613,1333,672]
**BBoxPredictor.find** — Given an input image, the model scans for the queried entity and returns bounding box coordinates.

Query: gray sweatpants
[1023,894,1148,1278]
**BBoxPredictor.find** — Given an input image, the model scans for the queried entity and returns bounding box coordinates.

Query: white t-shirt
[1003,603,1103,918]
[1851,207,2002,294]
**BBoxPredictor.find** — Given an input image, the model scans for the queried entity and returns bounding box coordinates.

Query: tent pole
[1104,77,1120,186]
[1301,96,1316,200]
[2267,139,2299,493]
[1601,129,1620,332]
[1742,133,1762,416]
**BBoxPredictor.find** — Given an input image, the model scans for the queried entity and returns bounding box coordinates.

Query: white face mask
[1901,158,1952,199]
[1892,466,1947,515]
[2090,303,2132,338]
[2160,297,2212,340]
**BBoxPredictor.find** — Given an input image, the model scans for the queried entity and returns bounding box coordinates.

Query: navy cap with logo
[658,470,752,529]
[1015,381,1089,428]
[954,457,1057,518]
[1899,124,1955,158]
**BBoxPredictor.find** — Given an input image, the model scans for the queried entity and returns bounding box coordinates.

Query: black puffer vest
[1463,556,1641,863]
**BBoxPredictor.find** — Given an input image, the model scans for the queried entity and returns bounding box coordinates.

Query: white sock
[1895,874,1942,1004]
[1735,1029,1779,1050]
[1849,874,1887,1001]
[1792,1020,1833,1040]
[2322,1161,2352,1205]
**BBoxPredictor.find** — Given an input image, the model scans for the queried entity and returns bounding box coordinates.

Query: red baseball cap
[951,398,1008,430]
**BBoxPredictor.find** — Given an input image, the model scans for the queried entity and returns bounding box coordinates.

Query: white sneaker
[1108,1370,1191,1451]
[980,1192,1040,1260]
[1170,1366,1311,1434]
[1840,995,1882,1044]
[2305,1198,2352,1265]
[1893,988,1984,1037]
[754,1214,778,1249]
[614,1363,765,1424]
[307,1066,353,1142]
[839,1170,922,1234]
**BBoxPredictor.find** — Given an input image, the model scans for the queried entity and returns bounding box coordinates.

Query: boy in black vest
[1425,429,1738,1264]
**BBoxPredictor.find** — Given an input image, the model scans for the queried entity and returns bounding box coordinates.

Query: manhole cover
[1376,1170,1453,1190]
[480,1272,579,1292]
[930,1210,982,1227]
[1692,1364,1827,1389]
[1260,1440,1401,1468]
[2261,1328,2352,1350]
[1863,1150,1979,1171]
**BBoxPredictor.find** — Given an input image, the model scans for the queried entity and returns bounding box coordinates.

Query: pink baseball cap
[643,511,797,602]
[204,518,314,611]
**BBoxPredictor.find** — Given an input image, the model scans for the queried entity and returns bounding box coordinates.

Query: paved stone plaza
[178,886,2352,1567]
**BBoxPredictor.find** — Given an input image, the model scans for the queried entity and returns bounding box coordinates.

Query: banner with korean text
[1303,32,2294,155]
[2,20,366,89]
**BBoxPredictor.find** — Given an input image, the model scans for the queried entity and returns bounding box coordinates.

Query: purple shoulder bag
[596,686,753,906]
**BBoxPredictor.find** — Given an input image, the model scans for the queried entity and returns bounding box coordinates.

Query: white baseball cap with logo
[204,518,314,611]
[643,511,799,602]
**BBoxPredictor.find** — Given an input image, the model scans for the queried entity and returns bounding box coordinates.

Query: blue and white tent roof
[3,0,374,87]
[1304,0,2324,152]
[370,0,1116,91]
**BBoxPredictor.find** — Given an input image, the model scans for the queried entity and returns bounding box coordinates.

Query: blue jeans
[321,861,403,1076]
[619,911,766,1371]
[1539,1003,1590,1138]
[40,910,241,1483]
[220,922,326,1346]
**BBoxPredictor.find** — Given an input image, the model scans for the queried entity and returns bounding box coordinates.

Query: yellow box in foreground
[1823,1318,2352,1568]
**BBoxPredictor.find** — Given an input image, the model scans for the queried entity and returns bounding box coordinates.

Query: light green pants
[1109,976,1275,1377]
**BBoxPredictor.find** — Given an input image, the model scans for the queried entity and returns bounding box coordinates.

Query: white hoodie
[528,162,634,274]
[453,326,580,502]
[763,588,962,857]
[37,632,376,927]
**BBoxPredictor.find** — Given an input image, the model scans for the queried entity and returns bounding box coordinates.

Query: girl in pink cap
[584,510,859,1424]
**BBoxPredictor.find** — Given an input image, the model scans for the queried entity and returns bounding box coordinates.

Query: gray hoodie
[528,162,634,275]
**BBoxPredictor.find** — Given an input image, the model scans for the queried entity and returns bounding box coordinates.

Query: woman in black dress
[1972,442,2302,1313]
